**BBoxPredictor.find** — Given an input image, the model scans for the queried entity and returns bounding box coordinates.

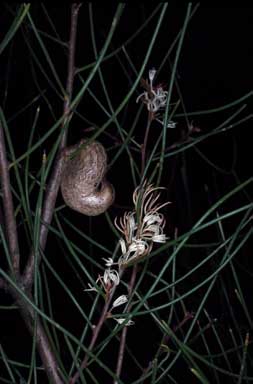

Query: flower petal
[152,234,168,243]
[112,295,128,309]
[104,269,120,286]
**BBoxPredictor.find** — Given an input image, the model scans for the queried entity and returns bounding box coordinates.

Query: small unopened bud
[42,150,47,164]
[112,295,128,309]
[149,68,156,88]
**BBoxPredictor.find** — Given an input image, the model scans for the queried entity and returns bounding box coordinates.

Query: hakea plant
[85,182,170,327]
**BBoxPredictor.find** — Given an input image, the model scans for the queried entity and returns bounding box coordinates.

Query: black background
[0,4,252,383]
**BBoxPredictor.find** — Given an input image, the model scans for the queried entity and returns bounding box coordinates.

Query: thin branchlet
[0,4,82,384]
[0,118,20,276]
[22,3,81,289]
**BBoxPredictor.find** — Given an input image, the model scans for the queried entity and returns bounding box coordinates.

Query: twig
[22,3,81,289]
[69,271,124,384]
[0,202,5,228]
[0,279,8,290]
[0,203,8,289]
[69,299,111,384]
[155,311,194,360]
[0,119,20,275]
[1,4,81,383]
[0,110,62,382]
[114,264,138,384]
[61,3,81,148]
[12,288,64,384]
[141,118,152,176]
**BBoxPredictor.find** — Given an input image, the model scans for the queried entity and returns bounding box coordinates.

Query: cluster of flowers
[85,183,169,326]
[115,183,169,266]
[136,68,177,128]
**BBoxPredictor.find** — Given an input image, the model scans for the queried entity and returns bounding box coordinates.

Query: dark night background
[0,4,252,383]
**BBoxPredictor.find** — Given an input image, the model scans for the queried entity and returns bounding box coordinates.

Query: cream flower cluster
[85,183,169,326]
[136,68,177,128]
[115,183,169,267]
[85,267,133,326]
[136,68,168,112]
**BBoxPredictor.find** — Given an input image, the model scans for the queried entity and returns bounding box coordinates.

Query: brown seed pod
[60,140,114,216]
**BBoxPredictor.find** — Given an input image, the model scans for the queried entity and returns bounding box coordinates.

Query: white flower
[136,66,169,114]
[84,268,120,293]
[143,212,164,226]
[119,239,150,266]
[136,87,168,113]
[112,295,128,309]
[114,183,169,267]
[136,69,178,130]
[128,239,148,255]
[103,268,120,286]
[153,87,168,109]
[113,318,134,326]
[144,224,160,237]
